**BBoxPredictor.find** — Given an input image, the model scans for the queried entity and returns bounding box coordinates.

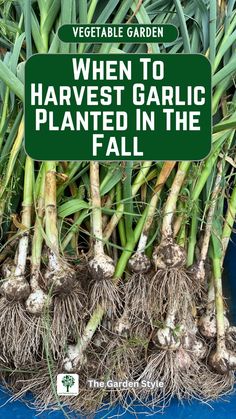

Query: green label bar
[25,54,211,161]
[58,24,178,43]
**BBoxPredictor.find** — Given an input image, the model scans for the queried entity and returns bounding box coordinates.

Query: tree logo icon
[62,375,75,393]
[57,374,79,396]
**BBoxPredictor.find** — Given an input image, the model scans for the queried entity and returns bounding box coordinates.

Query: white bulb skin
[25,289,48,315]
[89,254,115,280]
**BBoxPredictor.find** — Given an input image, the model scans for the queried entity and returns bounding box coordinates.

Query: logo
[57,374,79,396]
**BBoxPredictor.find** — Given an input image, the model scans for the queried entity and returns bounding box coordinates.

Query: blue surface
[0,389,236,419]
[1,236,236,418]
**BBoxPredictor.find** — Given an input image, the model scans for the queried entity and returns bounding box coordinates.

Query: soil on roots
[1,365,41,397]
[89,332,147,407]
[124,272,154,322]
[148,268,194,321]
[0,298,42,367]
[65,335,109,414]
[7,362,74,412]
[129,319,152,341]
[114,306,151,342]
[50,284,87,359]
[226,326,236,352]
[67,387,108,415]
[44,264,88,358]
[199,363,235,400]
[187,262,208,304]
[89,278,121,315]
[138,346,235,408]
